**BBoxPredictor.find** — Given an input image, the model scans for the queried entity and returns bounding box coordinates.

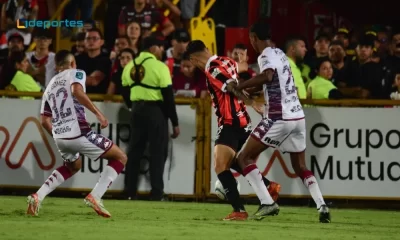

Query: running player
[26,50,128,218]
[185,41,280,221]
[235,21,331,222]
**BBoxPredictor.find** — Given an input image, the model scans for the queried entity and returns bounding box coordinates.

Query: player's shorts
[215,124,251,152]
[54,131,113,162]
[251,118,306,153]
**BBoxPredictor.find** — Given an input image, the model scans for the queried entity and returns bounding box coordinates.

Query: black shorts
[215,124,251,152]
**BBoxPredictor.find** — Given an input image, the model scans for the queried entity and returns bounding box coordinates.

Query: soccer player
[185,40,280,221]
[235,21,331,222]
[26,50,128,218]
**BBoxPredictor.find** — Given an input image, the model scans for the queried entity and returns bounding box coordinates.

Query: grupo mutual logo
[17,19,84,29]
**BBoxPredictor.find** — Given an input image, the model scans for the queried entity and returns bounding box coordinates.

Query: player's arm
[71,83,102,116]
[236,69,274,91]
[40,98,52,135]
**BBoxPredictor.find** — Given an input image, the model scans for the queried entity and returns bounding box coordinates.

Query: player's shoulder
[259,47,285,59]
[68,69,86,79]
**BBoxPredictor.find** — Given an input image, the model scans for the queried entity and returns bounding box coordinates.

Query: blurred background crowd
[0,0,399,101]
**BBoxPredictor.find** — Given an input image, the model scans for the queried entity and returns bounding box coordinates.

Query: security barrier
[1,91,400,201]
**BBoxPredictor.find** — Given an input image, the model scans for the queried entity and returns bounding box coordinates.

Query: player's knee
[118,152,128,165]
[65,159,82,174]
[214,158,229,174]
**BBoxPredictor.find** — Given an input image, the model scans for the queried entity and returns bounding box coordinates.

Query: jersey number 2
[49,87,72,123]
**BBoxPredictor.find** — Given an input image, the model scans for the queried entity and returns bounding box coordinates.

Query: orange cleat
[26,193,41,216]
[84,194,111,218]
[223,211,248,221]
[268,181,281,202]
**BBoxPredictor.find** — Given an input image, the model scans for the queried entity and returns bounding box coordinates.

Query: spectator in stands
[110,35,130,63]
[180,0,197,30]
[107,48,135,107]
[333,28,355,57]
[380,29,400,99]
[71,32,86,56]
[284,35,307,99]
[1,0,39,46]
[305,33,331,72]
[340,35,382,99]
[104,0,131,52]
[26,29,55,88]
[75,28,111,94]
[118,0,175,38]
[5,50,41,99]
[0,32,24,89]
[126,21,142,55]
[165,28,190,78]
[376,28,390,59]
[150,0,181,28]
[328,40,347,86]
[390,69,400,100]
[230,43,256,82]
[307,57,342,99]
[173,52,207,98]
[62,0,93,37]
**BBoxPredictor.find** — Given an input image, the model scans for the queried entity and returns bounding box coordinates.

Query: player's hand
[251,102,264,116]
[96,113,109,129]
[171,126,180,139]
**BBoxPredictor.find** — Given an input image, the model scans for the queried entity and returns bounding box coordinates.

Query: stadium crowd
[0,0,399,102]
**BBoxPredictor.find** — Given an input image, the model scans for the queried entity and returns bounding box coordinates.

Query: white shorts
[251,118,306,153]
[55,131,113,162]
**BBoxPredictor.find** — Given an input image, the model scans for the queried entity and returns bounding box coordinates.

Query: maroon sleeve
[41,100,52,117]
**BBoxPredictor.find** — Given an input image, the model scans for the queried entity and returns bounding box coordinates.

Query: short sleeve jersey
[40,69,91,139]
[257,47,305,120]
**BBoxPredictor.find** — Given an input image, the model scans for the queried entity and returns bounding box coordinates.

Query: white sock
[90,166,118,200]
[244,167,274,205]
[36,170,66,201]
[303,175,326,209]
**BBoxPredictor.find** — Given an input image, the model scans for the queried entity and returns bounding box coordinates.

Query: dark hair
[9,51,26,70]
[329,40,345,49]
[249,21,271,40]
[117,35,132,45]
[75,32,86,42]
[119,48,136,58]
[284,35,305,53]
[185,40,207,56]
[309,57,330,79]
[55,50,73,66]
[182,51,191,61]
[87,28,104,39]
[233,43,247,50]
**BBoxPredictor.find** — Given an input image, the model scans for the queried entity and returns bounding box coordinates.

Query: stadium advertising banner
[0,99,197,195]
[210,107,400,199]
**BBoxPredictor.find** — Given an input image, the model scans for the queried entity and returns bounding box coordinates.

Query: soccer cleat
[26,193,41,216]
[84,194,111,218]
[267,181,281,202]
[249,202,280,220]
[318,205,331,223]
[223,211,248,221]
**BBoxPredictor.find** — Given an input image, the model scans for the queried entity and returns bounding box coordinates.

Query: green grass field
[0,196,399,240]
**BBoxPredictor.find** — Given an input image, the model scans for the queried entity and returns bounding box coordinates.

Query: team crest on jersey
[75,71,83,80]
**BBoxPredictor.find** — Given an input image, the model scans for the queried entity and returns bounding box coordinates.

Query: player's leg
[237,119,284,220]
[214,125,247,221]
[27,139,82,216]
[281,119,330,223]
[214,144,248,220]
[230,156,281,202]
[81,132,127,218]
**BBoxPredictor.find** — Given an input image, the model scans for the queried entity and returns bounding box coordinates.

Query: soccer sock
[243,164,274,205]
[36,166,72,201]
[217,170,245,212]
[230,161,271,187]
[300,170,326,209]
[90,159,124,200]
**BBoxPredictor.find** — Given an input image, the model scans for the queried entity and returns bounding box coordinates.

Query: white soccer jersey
[40,69,91,139]
[257,47,305,120]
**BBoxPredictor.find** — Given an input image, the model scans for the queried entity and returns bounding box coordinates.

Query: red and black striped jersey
[204,55,250,128]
